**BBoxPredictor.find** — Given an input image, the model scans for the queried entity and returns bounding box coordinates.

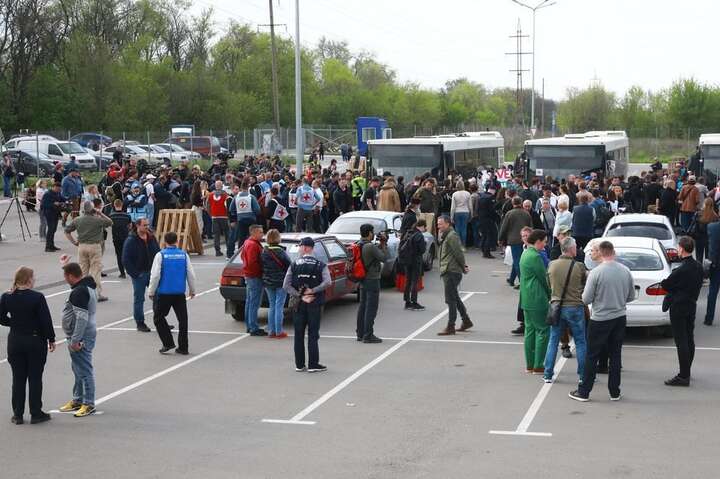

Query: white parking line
[48,334,249,413]
[0,287,220,365]
[43,281,123,299]
[262,292,475,426]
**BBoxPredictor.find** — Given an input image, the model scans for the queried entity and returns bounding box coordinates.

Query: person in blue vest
[294,178,321,233]
[229,178,260,250]
[570,194,596,253]
[282,236,331,372]
[148,232,196,355]
[125,182,148,223]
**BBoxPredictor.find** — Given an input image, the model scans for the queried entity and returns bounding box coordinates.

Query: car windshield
[58,142,86,154]
[127,146,146,154]
[154,144,172,152]
[170,145,187,152]
[606,222,672,241]
[614,249,664,271]
[137,145,151,152]
[326,217,387,235]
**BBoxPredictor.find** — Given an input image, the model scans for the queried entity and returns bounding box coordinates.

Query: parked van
[168,136,222,158]
[2,135,58,152]
[17,140,97,170]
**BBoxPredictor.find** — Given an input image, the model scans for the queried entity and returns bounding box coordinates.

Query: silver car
[326,210,436,279]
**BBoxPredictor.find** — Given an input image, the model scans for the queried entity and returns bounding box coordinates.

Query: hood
[381,182,396,191]
[74,276,97,290]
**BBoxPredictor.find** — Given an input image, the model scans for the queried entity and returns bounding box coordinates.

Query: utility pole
[505,18,531,128]
[294,0,303,174]
[511,0,557,137]
[540,78,545,135]
[268,0,281,141]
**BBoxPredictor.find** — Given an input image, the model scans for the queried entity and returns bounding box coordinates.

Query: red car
[219,233,359,321]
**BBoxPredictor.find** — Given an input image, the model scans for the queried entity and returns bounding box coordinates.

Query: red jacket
[241,238,263,278]
[207,191,229,218]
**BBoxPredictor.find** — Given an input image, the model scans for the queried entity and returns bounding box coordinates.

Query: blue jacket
[41,190,65,219]
[296,184,320,210]
[122,232,161,278]
[61,175,83,199]
[229,192,260,220]
[571,204,595,238]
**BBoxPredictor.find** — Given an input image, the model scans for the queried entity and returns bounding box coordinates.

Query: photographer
[41,182,66,252]
[356,223,388,344]
[3,153,15,198]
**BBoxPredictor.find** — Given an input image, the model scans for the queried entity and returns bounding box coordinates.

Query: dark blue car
[69,132,112,148]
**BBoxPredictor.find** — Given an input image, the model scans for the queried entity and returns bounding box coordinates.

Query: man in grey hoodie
[58,262,98,417]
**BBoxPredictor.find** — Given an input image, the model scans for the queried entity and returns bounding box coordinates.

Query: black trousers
[357,278,380,339]
[113,236,127,276]
[45,215,58,249]
[670,302,696,379]
[7,332,47,417]
[442,272,469,327]
[294,302,321,368]
[212,217,229,254]
[153,294,188,351]
[403,263,421,305]
[478,219,497,254]
[579,316,626,397]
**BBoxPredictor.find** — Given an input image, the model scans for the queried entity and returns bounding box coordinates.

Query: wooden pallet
[156,209,204,255]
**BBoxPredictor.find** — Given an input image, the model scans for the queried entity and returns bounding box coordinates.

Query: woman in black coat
[261,229,292,338]
[0,267,55,425]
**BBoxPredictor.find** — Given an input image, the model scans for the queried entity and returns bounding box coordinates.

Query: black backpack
[594,205,614,229]
[397,232,416,265]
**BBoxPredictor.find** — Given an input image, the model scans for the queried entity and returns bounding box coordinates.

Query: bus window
[382,128,392,139]
[362,128,376,142]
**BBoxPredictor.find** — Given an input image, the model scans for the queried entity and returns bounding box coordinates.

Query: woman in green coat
[519,229,551,373]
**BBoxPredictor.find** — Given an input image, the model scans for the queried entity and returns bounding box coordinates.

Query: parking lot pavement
[3,242,720,478]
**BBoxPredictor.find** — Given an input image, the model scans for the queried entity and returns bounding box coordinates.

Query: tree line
[0,0,717,139]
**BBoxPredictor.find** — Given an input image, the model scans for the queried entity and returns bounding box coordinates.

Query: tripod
[0,185,32,242]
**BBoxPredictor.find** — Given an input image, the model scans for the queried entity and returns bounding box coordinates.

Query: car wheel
[423,244,436,272]
[231,302,245,322]
[39,165,52,177]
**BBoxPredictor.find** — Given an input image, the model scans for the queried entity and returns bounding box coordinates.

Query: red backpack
[346,241,366,282]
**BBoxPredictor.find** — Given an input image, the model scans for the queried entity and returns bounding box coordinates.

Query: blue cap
[131,181,140,188]
[299,237,315,247]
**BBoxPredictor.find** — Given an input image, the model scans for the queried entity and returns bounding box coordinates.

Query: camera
[55,201,73,213]
[375,231,388,243]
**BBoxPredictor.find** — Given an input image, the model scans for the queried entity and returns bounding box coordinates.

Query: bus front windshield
[527,145,604,180]
[701,145,720,183]
[369,144,443,181]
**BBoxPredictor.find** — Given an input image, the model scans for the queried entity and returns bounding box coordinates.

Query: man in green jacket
[437,215,472,335]
[520,229,551,373]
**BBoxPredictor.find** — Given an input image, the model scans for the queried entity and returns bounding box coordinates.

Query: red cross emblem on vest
[239,201,247,209]
[302,193,311,202]
[278,209,287,218]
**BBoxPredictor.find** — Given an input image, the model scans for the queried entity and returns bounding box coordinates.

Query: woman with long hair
[261,229,291,338]
[0,267,55,425]
[190,179,204,236]
[694,197,719,263]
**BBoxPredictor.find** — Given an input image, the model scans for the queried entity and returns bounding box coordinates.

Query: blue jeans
[226,225,237,258]
[146,203,155,228]
[544,305,587,380]
[3,175,11,197]
[69,338,96,406]
[454,212,469,246]
[131,272,150,324]
[245,277,263,333]
[266,286,287,334]
[509,244,523,285]
[680,211,694,233]
[706,266,720,324]
[470,217,480,247]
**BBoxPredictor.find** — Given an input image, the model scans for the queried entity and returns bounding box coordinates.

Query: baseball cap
[557,225,572,235]
[131,181,140,189]
[299,237,315,247]
[146,174,156,180]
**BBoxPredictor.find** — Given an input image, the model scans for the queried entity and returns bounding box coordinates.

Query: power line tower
[258,0,286,149]
[506,18,531,129]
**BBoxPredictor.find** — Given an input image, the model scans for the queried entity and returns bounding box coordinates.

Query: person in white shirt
[144,174,156,227]
[450,180,472,248]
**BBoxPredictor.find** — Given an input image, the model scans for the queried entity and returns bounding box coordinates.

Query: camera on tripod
[55,201,74,213]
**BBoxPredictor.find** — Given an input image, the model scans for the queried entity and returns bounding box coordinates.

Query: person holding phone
[1,267,55,425]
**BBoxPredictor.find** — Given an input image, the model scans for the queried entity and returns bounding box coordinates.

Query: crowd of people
[1,149,718,423]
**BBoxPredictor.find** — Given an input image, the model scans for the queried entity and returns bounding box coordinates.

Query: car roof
[278,233,337,242]
[608,213,669,225]
[603,236,662,250]
[334,211,400,220]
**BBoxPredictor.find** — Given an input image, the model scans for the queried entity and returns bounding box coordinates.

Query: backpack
[397,233,415,265]
[345,241,367,282]
[594,205,614,229]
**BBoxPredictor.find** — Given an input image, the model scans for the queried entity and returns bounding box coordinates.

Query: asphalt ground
[2,196,720,478]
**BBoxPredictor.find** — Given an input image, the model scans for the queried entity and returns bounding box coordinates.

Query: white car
[585,236,672,328]
[603,213,679,261]
[326,210,436,278]
[136,144,172,164]
[154,143,202,161]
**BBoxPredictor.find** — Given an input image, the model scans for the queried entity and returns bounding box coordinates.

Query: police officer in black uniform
[283,237,331,372]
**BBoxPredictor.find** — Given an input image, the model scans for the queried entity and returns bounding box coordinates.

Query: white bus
[695,134,720,185]
[524,130,629,180]
[367,131,505,181]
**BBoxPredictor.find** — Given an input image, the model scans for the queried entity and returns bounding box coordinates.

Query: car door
[322,239,350,297]
[47,143,64,162]
[312,242,333,299]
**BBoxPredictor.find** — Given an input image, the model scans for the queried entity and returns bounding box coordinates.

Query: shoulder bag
[546,260,576,326]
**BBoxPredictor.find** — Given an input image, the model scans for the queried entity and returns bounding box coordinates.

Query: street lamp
[511,0,557,137]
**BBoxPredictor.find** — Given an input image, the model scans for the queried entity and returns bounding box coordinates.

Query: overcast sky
[197,0,716,100]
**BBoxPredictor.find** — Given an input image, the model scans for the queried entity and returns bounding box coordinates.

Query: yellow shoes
[58,400,81,412]
[74,405,96,418]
